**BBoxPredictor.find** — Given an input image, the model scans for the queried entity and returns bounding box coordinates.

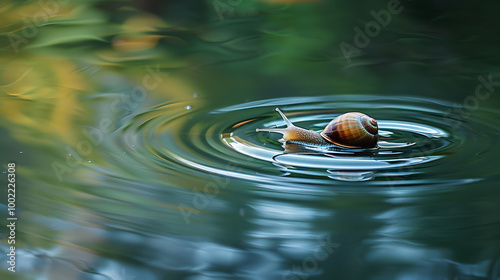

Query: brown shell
[320,112,378,148]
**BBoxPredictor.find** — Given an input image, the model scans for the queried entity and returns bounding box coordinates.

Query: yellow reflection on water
[1,56,87,145]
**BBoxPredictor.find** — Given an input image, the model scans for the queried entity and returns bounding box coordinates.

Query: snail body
[256,108,379,149]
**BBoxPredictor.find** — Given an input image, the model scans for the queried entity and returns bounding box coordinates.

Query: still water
[1,1,500,280]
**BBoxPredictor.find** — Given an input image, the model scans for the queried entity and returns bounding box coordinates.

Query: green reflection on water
[1,0,500,279]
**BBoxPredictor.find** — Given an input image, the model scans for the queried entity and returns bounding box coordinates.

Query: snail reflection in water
[256,108,379,149]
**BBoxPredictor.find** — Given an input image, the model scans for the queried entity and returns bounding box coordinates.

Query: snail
[256,108,379,149]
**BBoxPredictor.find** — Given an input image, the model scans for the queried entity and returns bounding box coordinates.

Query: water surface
[1,1,500,280]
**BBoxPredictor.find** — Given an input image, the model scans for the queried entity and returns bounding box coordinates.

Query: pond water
[1,1,500,280]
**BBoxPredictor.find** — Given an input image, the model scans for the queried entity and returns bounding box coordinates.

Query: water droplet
[186,105,192,110]
[193,92,198,98]
[19,151,23,154]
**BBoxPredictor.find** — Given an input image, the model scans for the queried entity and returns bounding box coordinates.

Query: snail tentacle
[274,107,293,127]
[255,108,295,134]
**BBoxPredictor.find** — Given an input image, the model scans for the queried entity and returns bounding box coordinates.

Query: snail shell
[320,112,378,148]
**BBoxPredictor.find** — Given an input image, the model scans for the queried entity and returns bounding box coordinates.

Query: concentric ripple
[119,95,500,187]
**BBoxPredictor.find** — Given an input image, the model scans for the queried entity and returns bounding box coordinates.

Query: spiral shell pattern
[320,112,378,148]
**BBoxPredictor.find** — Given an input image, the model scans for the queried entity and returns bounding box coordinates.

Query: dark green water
[1,1,500,279]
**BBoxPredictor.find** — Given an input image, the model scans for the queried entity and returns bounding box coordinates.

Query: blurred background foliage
[1,0,500,190]
[0,0,498,216]
[1,1,500,279]
[2,0,500,132]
